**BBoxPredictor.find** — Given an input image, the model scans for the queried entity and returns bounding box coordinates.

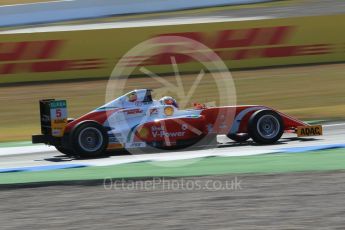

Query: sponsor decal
[151,126,163,132]
[50,100,67,137]
[122,26,333,66]
[152,130,186,138]
[151,126,185,138]
[149,108,159,116]
[125,142,146,148]
[134,101,152,106]
[3,20,341,78]
[125,108,143,115]
[0,40,105,74]
[297,125,323,137]
[164,106,174,116]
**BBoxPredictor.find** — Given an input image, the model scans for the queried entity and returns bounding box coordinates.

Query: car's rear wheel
[227,133,250,143]
[55,146,74,156]
[248,110,284,144]
[55,118,75,156]
[71,121,108,158]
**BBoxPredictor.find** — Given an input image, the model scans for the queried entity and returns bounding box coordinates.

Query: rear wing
[39,99,68,137]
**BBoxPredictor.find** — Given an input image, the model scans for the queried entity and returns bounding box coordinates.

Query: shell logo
[138,127,149,138]
[164,106,174,116]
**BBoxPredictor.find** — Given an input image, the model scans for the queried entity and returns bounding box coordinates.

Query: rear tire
[55,118,75,156]
[248,110,284,144]
[55,146,74,156]
[70,121,108,158]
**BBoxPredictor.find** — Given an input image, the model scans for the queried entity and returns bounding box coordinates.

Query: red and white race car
[32,89,322,157]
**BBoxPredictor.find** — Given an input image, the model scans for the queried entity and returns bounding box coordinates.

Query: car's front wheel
[70,121,108,158]
[248,110,284,144]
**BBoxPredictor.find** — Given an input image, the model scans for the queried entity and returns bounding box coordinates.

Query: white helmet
[159,96,179,108]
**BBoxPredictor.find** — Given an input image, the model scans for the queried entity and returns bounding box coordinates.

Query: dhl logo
[122,26,333,66]
[0,26,336,75]
[0,40,104,74]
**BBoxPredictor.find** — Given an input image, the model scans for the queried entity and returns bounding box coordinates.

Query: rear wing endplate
[39,99,68,137]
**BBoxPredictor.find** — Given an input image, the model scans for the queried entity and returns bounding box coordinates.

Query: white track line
[0,145,55,156]
[323,123,345,127]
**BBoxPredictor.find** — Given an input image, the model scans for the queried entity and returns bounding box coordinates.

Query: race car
[32,89,323,158]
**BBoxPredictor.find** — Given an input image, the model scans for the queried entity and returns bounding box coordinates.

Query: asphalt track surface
[0,122,344,170]
[1,171,345,229]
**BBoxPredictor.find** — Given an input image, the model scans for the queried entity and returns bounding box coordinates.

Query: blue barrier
[0,164,88,173]
[0,0,269,27]
[278,144,345,154]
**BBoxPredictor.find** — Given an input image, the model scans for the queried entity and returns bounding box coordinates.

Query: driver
[127,92,138,102]
[159,96,179,108]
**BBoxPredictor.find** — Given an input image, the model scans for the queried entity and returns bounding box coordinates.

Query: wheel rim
[78,127,103,152]
[257,115,280,139]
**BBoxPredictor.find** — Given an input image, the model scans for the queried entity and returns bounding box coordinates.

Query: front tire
[70,121,108,158]
[248,110,284,144]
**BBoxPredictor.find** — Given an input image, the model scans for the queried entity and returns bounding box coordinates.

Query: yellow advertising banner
[0,14,344,83]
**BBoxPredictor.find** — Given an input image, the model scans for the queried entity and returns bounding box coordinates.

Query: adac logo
[297,125,323,137]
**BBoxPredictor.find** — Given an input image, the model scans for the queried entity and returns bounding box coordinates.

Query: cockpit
[124,89,153,103]
[97,89,153,110]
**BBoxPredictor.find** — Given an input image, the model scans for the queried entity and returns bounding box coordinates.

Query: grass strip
[0,148,345,185]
